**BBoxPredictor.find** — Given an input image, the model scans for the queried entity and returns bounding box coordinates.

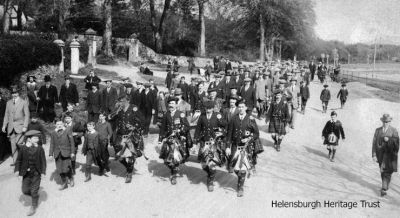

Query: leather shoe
[59,183,68,191]
[69,177,75,187]
[237,189,244,197]
[27,206,36,216]
[170,177,177,185]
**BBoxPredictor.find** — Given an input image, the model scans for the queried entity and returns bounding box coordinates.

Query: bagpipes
[117,123,149,160]
[159,129,188,163]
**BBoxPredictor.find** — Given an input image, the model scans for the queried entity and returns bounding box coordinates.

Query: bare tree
[149,0,172,52]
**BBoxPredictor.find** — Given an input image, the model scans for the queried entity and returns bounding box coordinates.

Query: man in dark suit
[222,94,240,124]
[309,60,316,81]
[101,79,118,114]
[372,113,399,197]
[239,78,256,114]
[299,81,310,114]
[130,81,142,108]
[84,69,101,90]
[37,75,58,123]
[225,99,260,197]
[177,76,189,102]
[140,83,156,137]
[118,77,131,100]
[208,73,224,99]
[194,101,227,192]
[86,84,102,122]
[59,75,79,111]
[188,78,199,112]
[14,130,46,216]
[165,69,173,90]
[158,97,191,185]
[222,72,234,99]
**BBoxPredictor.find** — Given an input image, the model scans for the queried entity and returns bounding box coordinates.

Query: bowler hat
[229,94,239,100]
[341,83,347,87]
[175,88,183,95]
[167,96,178,103]
[25,130,41,137]
[64,75,71,80]
[380,114,392,122]
[323,84,329,88]
[331,111,337,116]
[44,75,51,82]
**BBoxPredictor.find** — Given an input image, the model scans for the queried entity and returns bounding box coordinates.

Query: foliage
[96,54,118,65]
[0,34,61,86]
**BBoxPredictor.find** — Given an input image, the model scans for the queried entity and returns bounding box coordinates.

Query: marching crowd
[0,58,398,216]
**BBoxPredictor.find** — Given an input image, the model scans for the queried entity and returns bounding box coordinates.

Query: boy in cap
[87,84,102,122]
[27,113,47,146]
[82,122,100,182]
[322,111,345,162]
[14,130,46,216]
[95,112,113,173]
[337,83,349,109]
[320,84,331,113]
[49,119,75,190]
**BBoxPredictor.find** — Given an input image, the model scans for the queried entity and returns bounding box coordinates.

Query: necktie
[13,99,15,104]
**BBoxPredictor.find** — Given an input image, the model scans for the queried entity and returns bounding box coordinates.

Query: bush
[64,40,89,70]
[0,34,61,86]
[96,54,117,65]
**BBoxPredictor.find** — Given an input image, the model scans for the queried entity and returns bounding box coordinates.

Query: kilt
[268,117,286,135]
[55,155,72,174]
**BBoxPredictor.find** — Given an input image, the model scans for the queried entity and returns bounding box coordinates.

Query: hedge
[0,35,61,86]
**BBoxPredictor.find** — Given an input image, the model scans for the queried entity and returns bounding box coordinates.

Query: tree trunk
[17,3,23,30]
[259,14,265,62]
[198,1,206,56]
[57,0,70,41]
[156,0,171,53]
[102,0,113,57]
[149,0,157,49]
[2,0,12,34]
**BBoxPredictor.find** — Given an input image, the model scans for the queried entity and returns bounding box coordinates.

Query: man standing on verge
[2,86,30,166]
[372,114,399,197]
[37,75,58,123]
[59,75,79,111]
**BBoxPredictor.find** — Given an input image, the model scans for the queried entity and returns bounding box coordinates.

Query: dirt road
[0,67,399,217]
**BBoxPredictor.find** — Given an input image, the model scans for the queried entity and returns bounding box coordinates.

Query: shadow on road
[19,187,48,207]
[304,146,328,159]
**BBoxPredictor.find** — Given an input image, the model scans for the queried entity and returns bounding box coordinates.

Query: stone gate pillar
[53,39,65,73]
[70,39,80,74]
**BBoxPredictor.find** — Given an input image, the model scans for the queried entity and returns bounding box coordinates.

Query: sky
[314,0,400,45]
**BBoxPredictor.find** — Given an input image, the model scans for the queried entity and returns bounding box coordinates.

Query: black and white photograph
[0,0,399,217]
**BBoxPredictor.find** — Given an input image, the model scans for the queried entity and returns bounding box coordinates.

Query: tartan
[268,117,286,135]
